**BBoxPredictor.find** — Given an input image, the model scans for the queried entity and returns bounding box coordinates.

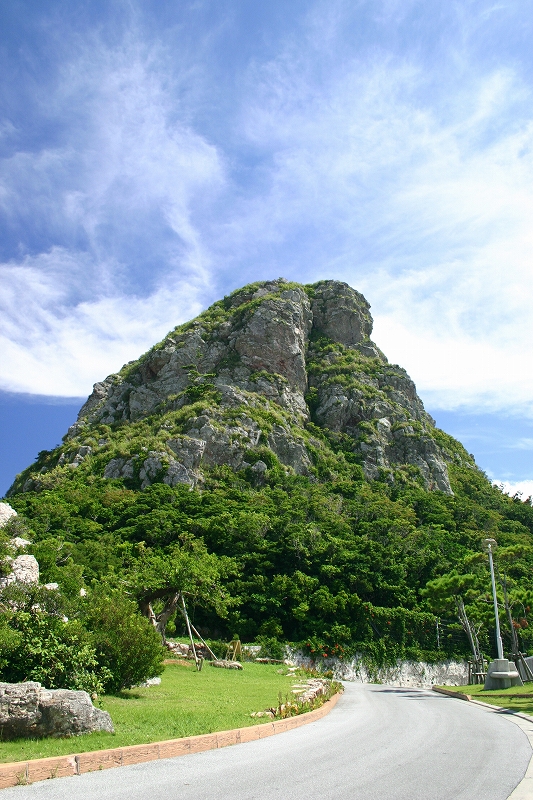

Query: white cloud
[509,438,533,450]
[0,248,207,395]
[2,0,533,418]
[494,480,533,500]
[0,37,224,396]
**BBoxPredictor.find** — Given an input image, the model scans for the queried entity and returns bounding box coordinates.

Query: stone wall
[288,651,468,688]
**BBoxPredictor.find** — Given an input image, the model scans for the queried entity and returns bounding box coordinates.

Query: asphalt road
[4,684,532,800]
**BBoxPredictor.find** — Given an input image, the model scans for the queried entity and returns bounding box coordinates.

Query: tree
[422,571,484,670]
[124,539,236,642]
[0,583,108,694]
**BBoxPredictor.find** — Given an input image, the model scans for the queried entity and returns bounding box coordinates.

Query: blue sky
[1,0,532,497]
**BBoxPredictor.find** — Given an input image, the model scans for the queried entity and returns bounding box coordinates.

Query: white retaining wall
[288,651,469,688]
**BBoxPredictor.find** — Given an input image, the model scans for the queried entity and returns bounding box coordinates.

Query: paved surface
[4,684,532,800]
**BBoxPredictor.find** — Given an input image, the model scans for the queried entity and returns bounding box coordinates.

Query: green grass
[0,662,299,764]
[441,683,533,716]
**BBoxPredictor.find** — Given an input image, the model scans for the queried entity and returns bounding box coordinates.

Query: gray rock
[166,436,205,470]
[0,503,17,527]
[267,426,311,474]
[139,453,166,489]
[18,278,457,496]
[57,446,92,468]
[9,536,31,550]
[311,280,373,348]
[233,287,312,393]
[210,660,244,670]
[163,461,199,488]
[139,677,162,687]
[0,554,39,588]
[0,682,114,739]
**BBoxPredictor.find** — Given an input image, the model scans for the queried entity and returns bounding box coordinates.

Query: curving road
[4,684,532,800]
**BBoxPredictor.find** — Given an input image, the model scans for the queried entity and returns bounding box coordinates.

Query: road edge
[432,686,533,799]
[0,692,342,790]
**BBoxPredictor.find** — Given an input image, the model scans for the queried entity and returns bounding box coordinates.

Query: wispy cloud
[0,247,207,394]
[0,33,224,394]
[215,9,533,416]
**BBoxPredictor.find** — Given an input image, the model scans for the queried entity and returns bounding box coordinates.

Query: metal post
[485,540,504,659]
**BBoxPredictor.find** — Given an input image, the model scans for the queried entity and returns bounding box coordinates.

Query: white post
[486,542,504,660]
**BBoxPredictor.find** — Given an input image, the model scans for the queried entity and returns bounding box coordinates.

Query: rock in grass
[0,682,114,739]
[210,660,243,670]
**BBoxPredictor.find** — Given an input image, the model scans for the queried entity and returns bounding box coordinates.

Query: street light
[482,538,504,660]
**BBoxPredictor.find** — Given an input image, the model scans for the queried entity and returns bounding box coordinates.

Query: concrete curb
[432,686,533,799]
[0,692,341,790]
[432,686,471,701]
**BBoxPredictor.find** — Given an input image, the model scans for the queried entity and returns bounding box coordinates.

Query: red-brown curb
[0,692,342,790]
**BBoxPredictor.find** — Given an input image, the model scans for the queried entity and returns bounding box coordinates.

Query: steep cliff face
[9,279,470,497]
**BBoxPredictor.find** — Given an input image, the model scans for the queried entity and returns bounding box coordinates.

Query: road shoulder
[432,686,533,799]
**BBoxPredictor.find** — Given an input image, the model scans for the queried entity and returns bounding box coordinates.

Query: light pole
[483,538,504,660]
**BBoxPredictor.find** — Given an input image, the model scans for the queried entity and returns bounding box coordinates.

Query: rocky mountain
[8,279,470,498]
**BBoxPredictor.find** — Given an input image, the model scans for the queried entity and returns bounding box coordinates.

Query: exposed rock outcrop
[0,503,17,527]
[0,554,39,588]
[0,507,39,589]
[0,682,114,739]
[9,279,469,497]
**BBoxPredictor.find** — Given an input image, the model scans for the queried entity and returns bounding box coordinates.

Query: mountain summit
[10,279,467,497]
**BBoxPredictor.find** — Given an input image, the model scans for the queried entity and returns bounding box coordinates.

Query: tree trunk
[139,592,179,643]
[455,595,483,672]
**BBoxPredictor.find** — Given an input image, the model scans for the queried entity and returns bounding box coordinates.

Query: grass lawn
[441,683,533,716]
[0,661,300,764]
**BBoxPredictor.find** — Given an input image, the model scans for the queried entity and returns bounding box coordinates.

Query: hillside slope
[5,279,533,660]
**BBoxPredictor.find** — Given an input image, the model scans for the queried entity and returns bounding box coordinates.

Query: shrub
[256,636,286,660]
[0,586,107,694]
[83,589,165,693]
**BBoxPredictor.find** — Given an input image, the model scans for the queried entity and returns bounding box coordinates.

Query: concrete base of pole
[484,658,523,690]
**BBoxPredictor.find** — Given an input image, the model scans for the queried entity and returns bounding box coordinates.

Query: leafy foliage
[0,585,108,694]
[81,589,165,693]
[6,461,533,666]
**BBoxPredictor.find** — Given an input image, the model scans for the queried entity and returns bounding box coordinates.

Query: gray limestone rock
[14,278,457,496]
[139,452,166,489]
[311,280,373,348]
[0,503,17,527]
[267,425,311,475]
[0,554,39,588]
[104,456,138,480]
[57,446,92,468]
[0,682,114,739]
[233,287,312,393]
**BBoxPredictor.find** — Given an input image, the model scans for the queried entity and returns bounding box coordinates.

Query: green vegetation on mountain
[3,278,533,674]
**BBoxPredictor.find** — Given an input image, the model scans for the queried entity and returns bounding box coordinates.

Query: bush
[84,589,165,693]
[0,586,107,694]
[256,636,286,660]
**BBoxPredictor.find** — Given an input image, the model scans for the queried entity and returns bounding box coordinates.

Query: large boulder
[0,682,114,739]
